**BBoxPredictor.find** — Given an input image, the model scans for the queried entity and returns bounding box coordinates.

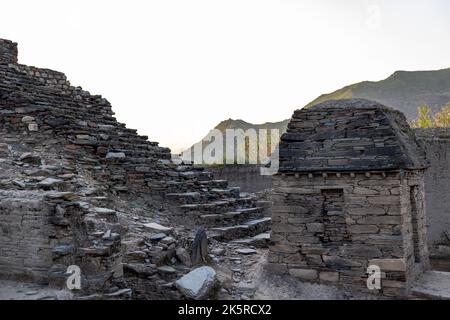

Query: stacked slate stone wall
[0,190,122,290]
[0,48,178,196]
[1,38,262,297]
[0,39,18,64]
[270,100,430,298]
[0,38,168,289]
[278,100,427,173]
[0,191,55,281]
[269,171,429,297]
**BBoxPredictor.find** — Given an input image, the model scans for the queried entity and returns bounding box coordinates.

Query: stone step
[199,207,264,226]
[179,171,213,181]
[175,165,205,172]
[231,232,271,248]
[411,271,450,299]
[210,187,240,198]
[179,198,255,214]
[166,192,202,204]
[180,200,233,212]
[235,196,258,207]
[209,217,272,241]
[198,180,229,189]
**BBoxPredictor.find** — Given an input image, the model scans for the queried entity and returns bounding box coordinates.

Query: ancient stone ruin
[269,99,431,297]
[1,38,450,300]
[0,38,271,300]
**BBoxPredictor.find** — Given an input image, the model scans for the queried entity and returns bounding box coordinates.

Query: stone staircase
[0,49,272,250]
[165,163,272,246]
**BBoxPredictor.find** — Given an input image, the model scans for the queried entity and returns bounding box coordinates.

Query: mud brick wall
[269,170,429,297]
[0,39,18,64]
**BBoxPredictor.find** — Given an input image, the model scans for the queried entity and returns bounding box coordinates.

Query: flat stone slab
[236,248,257,255]
[232,233,271,248]
[149,233,167,241]
[37,178,64,188]
[106,152,126,159]
[244,217,271,226]
[411,271,450,299]
[143,222,173,233]
[157,266,177,274]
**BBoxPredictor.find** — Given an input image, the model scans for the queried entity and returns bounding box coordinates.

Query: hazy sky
[1,0,450,152]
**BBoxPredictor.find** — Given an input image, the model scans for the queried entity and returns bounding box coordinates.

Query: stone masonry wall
[415,129,450,258]
[0,189,123,289]
[0,191,55,281]
[209,165,273,193]
[269,171,428,297]
[400,170,430,282]
[0,39,18,64]
[0,57,176,196]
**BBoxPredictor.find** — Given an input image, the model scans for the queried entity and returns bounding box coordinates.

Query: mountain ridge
[183,67,450,158]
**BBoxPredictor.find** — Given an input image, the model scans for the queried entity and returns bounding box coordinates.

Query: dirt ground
[0,280,73,300]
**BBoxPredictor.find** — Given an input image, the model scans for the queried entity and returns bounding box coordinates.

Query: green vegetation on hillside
[411,103,450,128]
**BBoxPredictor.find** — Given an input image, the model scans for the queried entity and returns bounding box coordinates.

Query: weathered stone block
[353,187,379,195]
[306,223,324,233]
[340,245,382,258]
[319,271,339,282]
[367,196,399,205]
[322,255,362,268]
[289,268,318,280]
[356,215,401,225]
[368,259,406,272]
[270,243,299,254]
[348,225,379,234]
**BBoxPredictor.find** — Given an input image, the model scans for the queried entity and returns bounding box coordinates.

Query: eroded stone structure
[0,38,270,299]
[269,99,430,297]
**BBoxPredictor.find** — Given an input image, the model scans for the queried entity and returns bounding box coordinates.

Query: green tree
[411,104,434,128]
[433,103,450,128]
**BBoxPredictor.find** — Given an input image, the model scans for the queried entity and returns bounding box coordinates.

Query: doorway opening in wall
[321,189,350,247]
[410,185,421,263]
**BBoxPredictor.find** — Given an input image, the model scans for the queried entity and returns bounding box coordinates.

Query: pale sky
[1,0,450,153]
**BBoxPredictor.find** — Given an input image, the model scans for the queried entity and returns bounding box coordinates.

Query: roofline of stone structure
[295,98,404,116]
[280,98,430,172]
[277,165,429,174]
[276,167,428,175]
[383,106,431,170]
[277,163,429,173]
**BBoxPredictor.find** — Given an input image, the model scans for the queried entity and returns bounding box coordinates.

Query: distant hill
[181,119,289,163]
[214,118,289,133]
[306,68,450,120]
[182,68,450,163]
